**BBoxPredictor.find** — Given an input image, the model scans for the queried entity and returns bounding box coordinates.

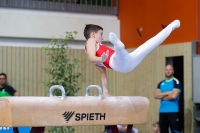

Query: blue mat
[0,127,30,133]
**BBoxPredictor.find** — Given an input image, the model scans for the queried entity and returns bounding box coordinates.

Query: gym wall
[118,0,198,48]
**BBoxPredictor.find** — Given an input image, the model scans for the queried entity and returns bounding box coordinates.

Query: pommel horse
[0,85,150,133]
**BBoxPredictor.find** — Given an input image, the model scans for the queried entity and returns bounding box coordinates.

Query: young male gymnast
[84,20,180,96]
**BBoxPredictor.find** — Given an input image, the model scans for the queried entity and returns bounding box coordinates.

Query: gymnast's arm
[163,89,180,100]
[86,38,104,63]
[154,89,170,99]
[163,80,182,100]
[95,65,108,94]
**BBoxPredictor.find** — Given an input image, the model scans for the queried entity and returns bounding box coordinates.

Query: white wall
[0,7,120,42]
[0,37,114,49]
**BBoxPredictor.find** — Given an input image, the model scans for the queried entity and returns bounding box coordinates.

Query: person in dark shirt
[0,73,20,97]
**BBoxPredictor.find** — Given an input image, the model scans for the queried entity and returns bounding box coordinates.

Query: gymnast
[84,20,180,96]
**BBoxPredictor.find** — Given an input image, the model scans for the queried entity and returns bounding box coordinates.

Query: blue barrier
[0,127,30,133]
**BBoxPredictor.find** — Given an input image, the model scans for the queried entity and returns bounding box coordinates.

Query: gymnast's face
[93,30,103,43]
[165,65,174,78]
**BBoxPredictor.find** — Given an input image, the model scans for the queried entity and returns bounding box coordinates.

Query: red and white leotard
[85,42,114,69]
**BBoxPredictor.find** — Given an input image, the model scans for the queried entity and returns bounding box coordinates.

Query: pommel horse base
[0,85,150,133]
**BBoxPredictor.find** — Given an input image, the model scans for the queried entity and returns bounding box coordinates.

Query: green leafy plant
[42,31,81,133]
[44,126,75,133]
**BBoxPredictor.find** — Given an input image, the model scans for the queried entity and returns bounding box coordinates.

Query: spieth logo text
[62,111,106,123]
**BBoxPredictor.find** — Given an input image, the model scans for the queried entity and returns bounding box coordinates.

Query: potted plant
[42,31,81,133]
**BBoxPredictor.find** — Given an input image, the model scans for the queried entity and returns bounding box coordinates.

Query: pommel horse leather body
[0,85,150,133]
[0,96,149,127]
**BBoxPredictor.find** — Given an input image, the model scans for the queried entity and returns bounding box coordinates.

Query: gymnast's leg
[109,32,131,72]
[109,20,180,72]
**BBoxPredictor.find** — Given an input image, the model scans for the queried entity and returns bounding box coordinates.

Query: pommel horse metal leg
[126,125,133,133]
[13,127,19,133]
[30,127,45,133]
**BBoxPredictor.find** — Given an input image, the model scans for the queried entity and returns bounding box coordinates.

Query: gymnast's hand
[101,50,109,62]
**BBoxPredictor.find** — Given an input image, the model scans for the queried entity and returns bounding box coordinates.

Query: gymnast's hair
[84,24,103,40]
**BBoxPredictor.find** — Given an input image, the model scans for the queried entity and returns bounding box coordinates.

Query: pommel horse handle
[49,85,66,100]
[85,85,103,100]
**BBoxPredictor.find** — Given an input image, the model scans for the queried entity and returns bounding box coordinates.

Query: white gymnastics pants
[109,20,180,73]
